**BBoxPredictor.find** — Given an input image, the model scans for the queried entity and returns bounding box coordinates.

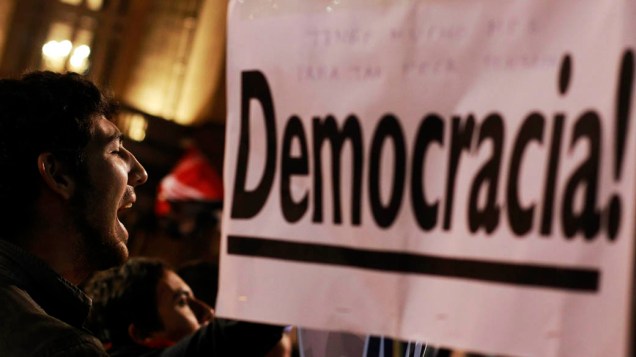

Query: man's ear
[127,323,146,345]
[128,324,174,349]
[37,153,75,200]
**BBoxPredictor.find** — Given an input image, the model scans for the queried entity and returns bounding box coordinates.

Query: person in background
[176,260,220,308]
[84,257,284,356]
[0,71,148,356]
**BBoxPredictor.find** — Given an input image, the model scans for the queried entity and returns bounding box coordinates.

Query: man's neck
[23,205,92,285]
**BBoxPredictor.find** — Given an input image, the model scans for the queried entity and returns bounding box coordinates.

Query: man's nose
[189,297,214,324]
[128,152,148,187]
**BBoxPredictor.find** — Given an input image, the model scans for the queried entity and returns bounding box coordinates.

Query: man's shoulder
[0,283,107,356]
[0,282,47,316]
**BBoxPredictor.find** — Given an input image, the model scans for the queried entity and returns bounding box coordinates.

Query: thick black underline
[227,235,599,292]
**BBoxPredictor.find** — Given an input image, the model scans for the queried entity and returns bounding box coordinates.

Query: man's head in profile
[0,71,148,282]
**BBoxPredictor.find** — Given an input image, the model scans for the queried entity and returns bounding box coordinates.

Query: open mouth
[116,198,135,239]
[118,187,137,214]
[117,203,134,216]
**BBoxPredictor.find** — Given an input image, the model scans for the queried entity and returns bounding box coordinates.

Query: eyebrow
[102,132,123,147]
[108,132,123,143]
[172,289,192,302]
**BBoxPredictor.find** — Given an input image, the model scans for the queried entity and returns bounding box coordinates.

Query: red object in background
[155,147,224,216]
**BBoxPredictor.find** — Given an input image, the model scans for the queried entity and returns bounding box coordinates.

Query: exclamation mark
[606,50,634,240]
[541,55,569,236]
[559,54,571,95]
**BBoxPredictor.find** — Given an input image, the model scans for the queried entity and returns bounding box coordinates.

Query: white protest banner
[218,1,636,356]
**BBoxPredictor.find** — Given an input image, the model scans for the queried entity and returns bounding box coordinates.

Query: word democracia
[231,50,634,241]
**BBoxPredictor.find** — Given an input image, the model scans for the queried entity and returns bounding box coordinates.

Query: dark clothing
[109,318,284,357]
[0,239,107,356]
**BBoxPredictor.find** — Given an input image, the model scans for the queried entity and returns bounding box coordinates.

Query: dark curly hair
[83,257,168,347]
[0,71,117,237]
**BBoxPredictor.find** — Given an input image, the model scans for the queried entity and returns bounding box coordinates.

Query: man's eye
[177,297,188,307]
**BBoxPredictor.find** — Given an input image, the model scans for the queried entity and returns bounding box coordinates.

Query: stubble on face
[68,116,146,274]
[70,176,129,272]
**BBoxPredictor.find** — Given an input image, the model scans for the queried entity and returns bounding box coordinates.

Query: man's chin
[111,238,129,263]
[99,251,127,270]
[88,237,130,271]
[113,240,130,263]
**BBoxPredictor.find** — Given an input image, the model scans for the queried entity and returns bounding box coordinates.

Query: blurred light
[42,40,72,58]
[59,0,82,5]
[42,40,73,72]
[120,113,148,142]
[128,115,148,142]
[86,0,103,11]
[69,45,91,73]
[183,17,196,29]
[74,44,91,58]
